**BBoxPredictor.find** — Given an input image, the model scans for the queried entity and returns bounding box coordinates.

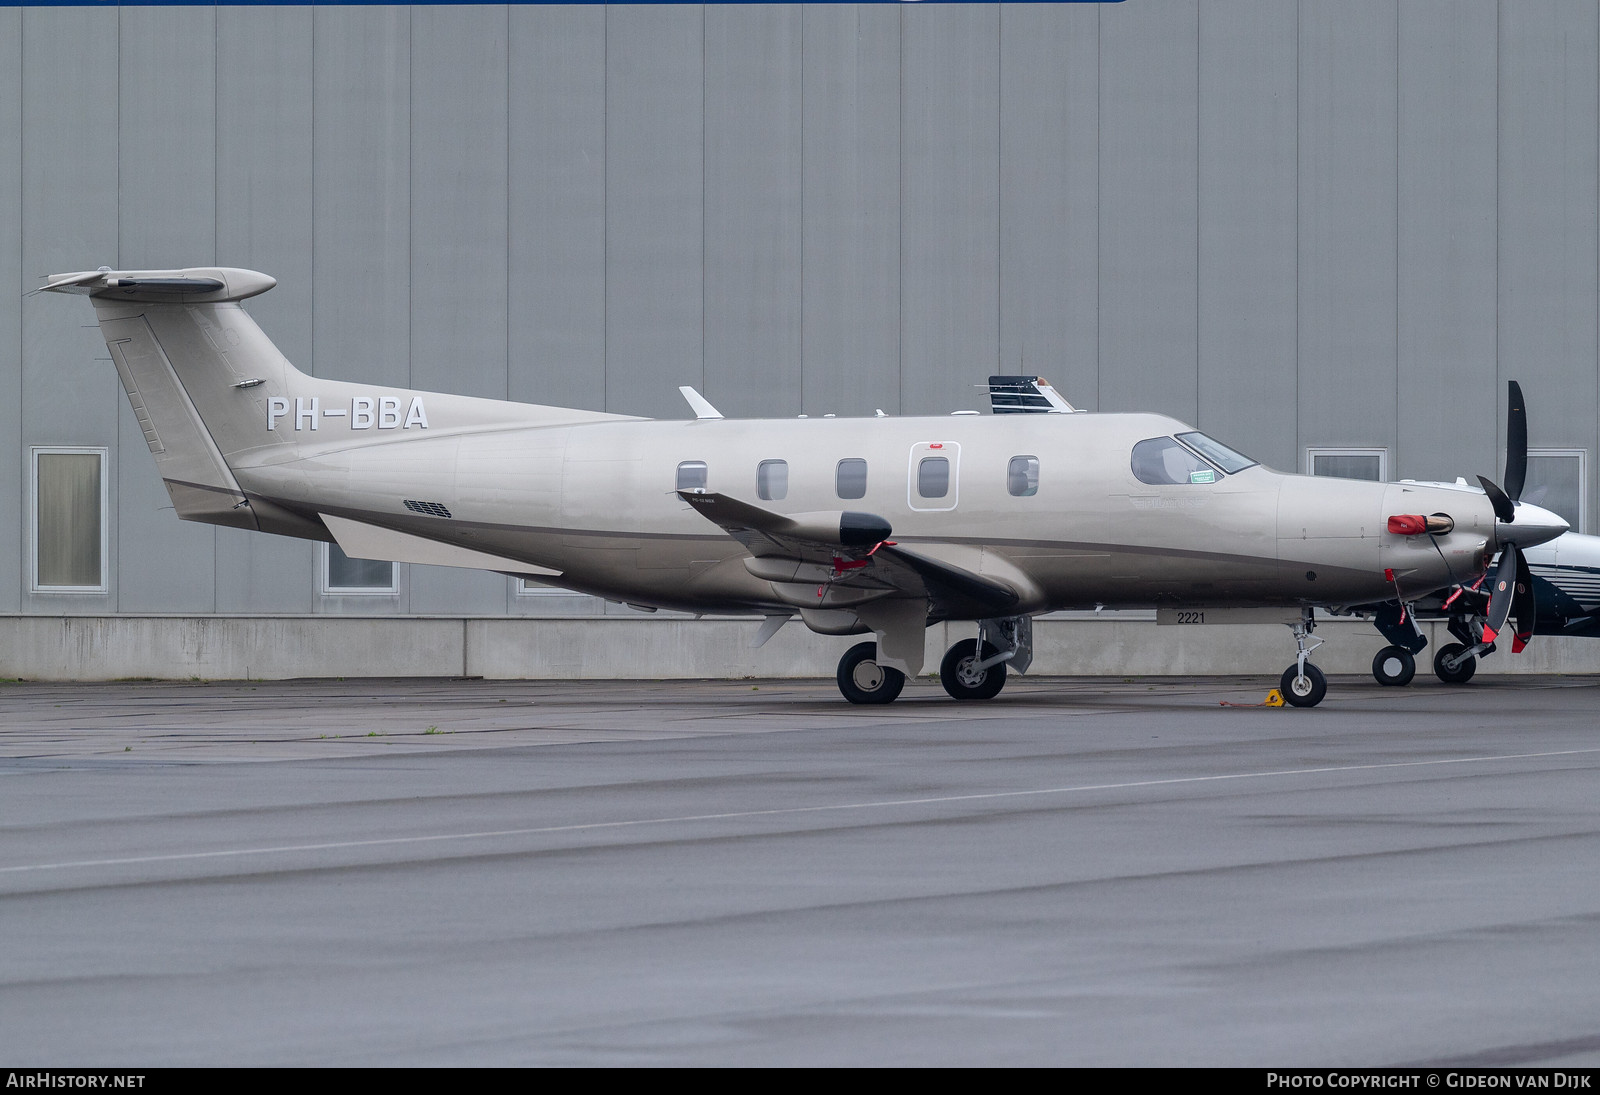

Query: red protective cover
[1387,514,1428,535]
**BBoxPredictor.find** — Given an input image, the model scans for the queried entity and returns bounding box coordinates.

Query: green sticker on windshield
[1190,469,1215,484]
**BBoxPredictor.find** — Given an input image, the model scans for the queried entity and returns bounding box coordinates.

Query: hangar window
[676,461,708,492]
[757,460,788,501]
[323,543,397,594]
[1131,437,1219,486]
[918,457,950,498]
[32,447,107,593]
[1007,455,1040,497]
[1524,450,1586,534]
[1307,447,1386,481]
[836,458,868,500]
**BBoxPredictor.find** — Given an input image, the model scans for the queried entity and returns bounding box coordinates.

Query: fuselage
[231,406,1498,618]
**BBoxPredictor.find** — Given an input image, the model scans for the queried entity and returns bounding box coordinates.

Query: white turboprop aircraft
[40,267,1569,706]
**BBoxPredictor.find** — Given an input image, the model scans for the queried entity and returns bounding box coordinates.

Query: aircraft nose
[1497,500,1569,549]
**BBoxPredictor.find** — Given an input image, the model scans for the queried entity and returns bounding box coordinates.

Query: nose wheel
[836,641,905,705]
[1280,663,1327,707]
[1280,608,1327,707]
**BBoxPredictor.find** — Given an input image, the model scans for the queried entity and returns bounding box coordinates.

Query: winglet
[679,386,724,420]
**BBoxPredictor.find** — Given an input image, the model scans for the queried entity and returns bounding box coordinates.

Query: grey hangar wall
[2,2,1598,671]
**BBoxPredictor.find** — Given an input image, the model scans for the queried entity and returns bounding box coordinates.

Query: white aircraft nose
[1498,500,1569,549]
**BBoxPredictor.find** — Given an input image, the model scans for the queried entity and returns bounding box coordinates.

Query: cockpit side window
[1174,431,1257,474]
[1131,437,1219,485]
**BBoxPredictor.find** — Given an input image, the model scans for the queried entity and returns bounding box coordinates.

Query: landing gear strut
[836,641,905,705]
[1433,613,1486,684]
[1280,608,1327,707]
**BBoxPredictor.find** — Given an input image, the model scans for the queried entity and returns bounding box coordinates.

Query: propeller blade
[1478,475,1515,524]
[1512,548,1536,653]
[1482,543,1521,645]
[1504,380,1527,503]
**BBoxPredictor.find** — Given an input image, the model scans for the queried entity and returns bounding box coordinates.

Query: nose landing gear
[1280,608,1327,707]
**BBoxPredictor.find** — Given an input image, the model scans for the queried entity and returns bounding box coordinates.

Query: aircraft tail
[40,268,299,532]
[40,266,628,539]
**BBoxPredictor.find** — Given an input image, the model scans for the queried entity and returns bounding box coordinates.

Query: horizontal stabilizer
[38,267,276,303]
[321,513,562,579]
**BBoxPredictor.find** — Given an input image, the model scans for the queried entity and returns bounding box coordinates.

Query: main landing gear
[939,639,1008,700]
[833,616,1033,705]
[836,641,905,705]
[1280,608,1327,707]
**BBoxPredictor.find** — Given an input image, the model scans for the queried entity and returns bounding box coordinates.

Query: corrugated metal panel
[1499,0,1599,529]
[1099,1,1199,423]
[605,4,704,420]
[311,6,410,389]
[509,5,606,414]
[1396,0,1498,485]
[1198,0,1298,471]
[705,4,803,420]
[900,4,1000,417]
[1297,0,1399,457]
[0,12,20,613]
[800,3,901,417]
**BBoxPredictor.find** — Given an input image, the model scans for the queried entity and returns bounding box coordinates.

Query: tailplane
[41,268,290,531]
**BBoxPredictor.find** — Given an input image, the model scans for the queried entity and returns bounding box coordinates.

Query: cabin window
[32,447,107,592]
[323,543,397,594]
[676,460,708,491]
[1007,455,1039,497]
[1525,450,1586,533]
[757,460,788,501]
[1131,437,1219,486]
[1307,447,1386,481]
[918,456,950,498]
[836,458,868,500]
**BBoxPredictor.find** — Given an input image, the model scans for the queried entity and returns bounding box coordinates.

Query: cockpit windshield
[1175,431,1257,474]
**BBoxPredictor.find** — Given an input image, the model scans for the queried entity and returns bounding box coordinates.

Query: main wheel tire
[1279,663,1328,708]
[939,639,1008,701]
[837,641,906,705]
[1433,642,1477,684]
[1371,645,1416,687]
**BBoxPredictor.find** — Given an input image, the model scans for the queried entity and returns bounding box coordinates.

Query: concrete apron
[1,615,1597,681]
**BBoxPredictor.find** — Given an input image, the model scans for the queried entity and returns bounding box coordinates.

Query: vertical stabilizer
[40,267,310,533]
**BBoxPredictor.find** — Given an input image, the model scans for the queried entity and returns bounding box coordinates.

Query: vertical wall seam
[603,4,609,412]
[797,5,804,411]
[505,4,511,405]
[701,4,707,395]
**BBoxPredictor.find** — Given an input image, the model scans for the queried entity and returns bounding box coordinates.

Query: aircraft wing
[677,489,1020,619]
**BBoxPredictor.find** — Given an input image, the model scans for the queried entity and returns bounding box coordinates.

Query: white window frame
[516,577,572,597]
[320,541,398,595]
[30,446,109,594]
[1305,446,1388,482]
[1525,448,1587,535]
